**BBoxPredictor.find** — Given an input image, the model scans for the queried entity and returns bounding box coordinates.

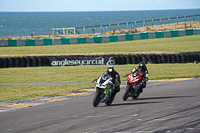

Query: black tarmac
[0,78,200,133]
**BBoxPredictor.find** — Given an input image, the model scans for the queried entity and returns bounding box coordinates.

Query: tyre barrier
[0,52,199,68]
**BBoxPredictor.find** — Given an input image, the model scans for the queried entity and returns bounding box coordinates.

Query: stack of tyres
[131,55,137,64]
[141,55,148,63]
[30,57,36,67]
[146,54,155,64]
[156,55,162,64]
[0,58,3,68]
[7,58,13,68]
[19,57,25,67]
[2,58,8,68]
[160,54,166,63]
[175,54,181,63]
[125,55,132,64]
[180,54,186,63]
[184,53,190,63]
[196,53,200,62]
[193,53,198,62]
[46,56,51,66]
[35,57,42,66]
[41,56,51,66]
[151,54,157,64]
[0,52,200,68]
[40,56,48,66]
[24,57,30,67]
[170,54,176,63]
[13,57,20,67]
[165,54,172,63]
[135,55,142,64]
[118,55,126,65]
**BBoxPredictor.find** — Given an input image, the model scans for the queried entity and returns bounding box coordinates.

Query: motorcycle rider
[132,62,148,93]
[126,62,148,94]
[104,66,121,102]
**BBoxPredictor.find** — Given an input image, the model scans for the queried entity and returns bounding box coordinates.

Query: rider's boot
[140,87,143,93]
[110,92,116,102]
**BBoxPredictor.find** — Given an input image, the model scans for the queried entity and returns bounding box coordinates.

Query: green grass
[0,64,199,83]
[0,84,94,102]
[0,35,200,56]
[0,64,200,102]
[0,35,200,102]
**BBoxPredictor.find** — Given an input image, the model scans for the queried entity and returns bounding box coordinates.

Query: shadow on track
[138,96,193,100]
[95,96,193,107]
[96,101,162,107]
[111,101,162,106]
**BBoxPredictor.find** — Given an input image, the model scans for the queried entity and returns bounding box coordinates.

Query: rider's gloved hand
[142,80,145,84]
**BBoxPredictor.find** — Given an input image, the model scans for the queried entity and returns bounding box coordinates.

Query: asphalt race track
[0,78,200,133]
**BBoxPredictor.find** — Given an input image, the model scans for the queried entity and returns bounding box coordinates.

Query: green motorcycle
[93,73,114,107]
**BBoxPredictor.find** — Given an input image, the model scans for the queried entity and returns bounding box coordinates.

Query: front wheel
[93,91,101,107]
[122,84,130,101]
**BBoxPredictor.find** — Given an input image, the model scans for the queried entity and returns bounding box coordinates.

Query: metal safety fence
[53,14,200,35]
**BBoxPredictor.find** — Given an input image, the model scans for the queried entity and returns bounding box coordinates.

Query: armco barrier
[148,32,156,39]
[1,28,200,47]
[53,38,62,45]
[117,34,126,42]
[77,37,86,44]
[102,36,110,43]
[0,52,199,68]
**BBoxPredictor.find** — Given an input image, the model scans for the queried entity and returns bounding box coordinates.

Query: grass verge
[0,63,200,102]
[0,84,94,102]
[0,35,200,57]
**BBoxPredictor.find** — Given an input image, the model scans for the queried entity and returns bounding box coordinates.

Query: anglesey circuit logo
[51,57,115,66]
[106,57,115,65]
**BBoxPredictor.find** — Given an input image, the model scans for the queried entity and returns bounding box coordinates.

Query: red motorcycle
[123,71,143,101]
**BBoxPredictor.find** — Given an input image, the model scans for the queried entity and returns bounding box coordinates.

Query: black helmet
[138,62,146,70]
[107,66,115,75]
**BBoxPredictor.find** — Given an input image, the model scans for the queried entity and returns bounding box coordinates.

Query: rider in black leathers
[132,62,148,93]
[126,62,148,93]
[104,66,121,101]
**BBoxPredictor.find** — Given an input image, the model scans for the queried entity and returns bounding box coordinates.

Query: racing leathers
[132,65,148,93]
[104,70,121,100]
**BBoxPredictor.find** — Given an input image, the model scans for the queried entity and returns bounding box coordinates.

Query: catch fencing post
[135,21,136,29]
[74,27,76,35]
[63,28,65,35]
[152,19,153,27]
[83,27,85,34]
[168,18,170,26]
[143,20,145,27]
[92,25,94,34]
[184,16,187,27]
[127,22,128,30]
[109,24,111,32]
[160,18,162,27]
[177,17,178,25]
[185,16,186,23]
[118,23,120,31]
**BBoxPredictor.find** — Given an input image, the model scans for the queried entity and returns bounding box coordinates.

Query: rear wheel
[122,84,130,101]
[93,90,101,107]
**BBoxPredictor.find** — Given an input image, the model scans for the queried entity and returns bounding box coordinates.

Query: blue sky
[0,0,200,12]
